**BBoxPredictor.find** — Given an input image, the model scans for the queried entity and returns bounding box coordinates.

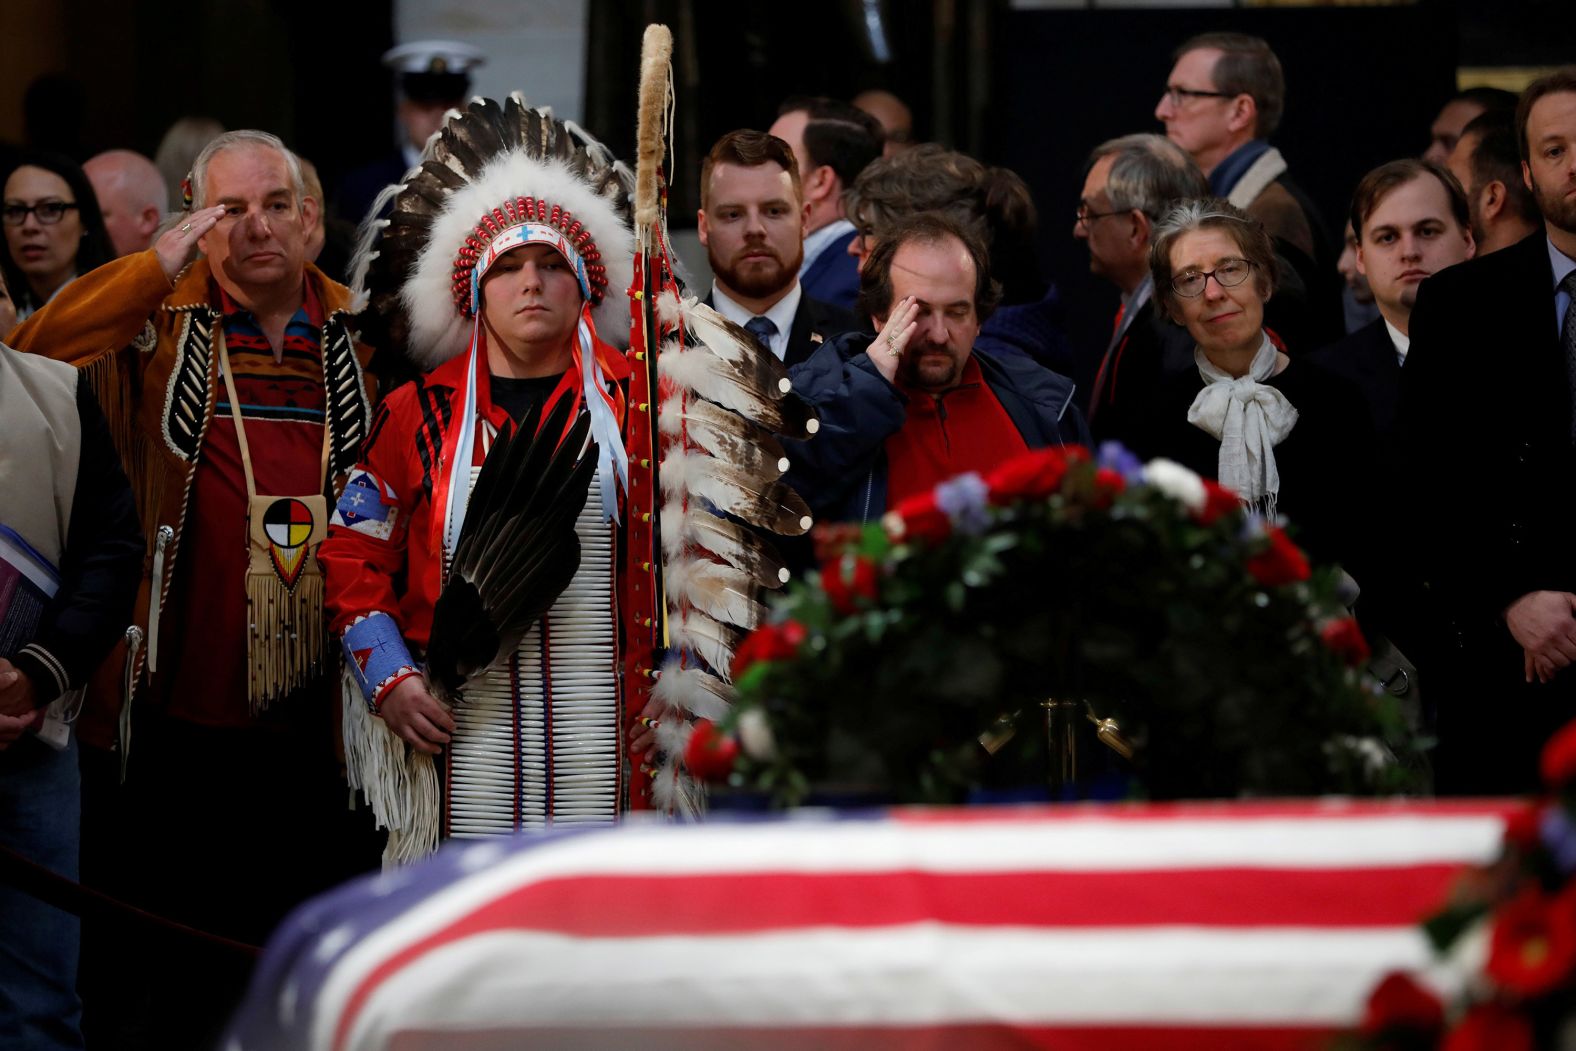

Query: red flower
[1320,617,1371,667]
[1441,1003,1534,1051]
[1504,804,1544,852]
[1091,467,1126,509]
[984,448,1068,505]
[1485,884,1576,998]
[1197,480,1241,525]
[888,491,952,544]
[1541,718,1576,789]
[822,554,880,615]
[730,620,807,680]
[1245,526,1310,587]
[683,720,739,781]
[1361,971,1444,1036]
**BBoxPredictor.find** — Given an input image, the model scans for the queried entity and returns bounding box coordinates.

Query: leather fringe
[244,570,325,712]
[339,669,440,868]
[81,353,155,532]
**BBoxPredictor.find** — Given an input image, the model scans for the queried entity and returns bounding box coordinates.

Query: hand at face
[867,295,920,385]
[1506,590,1576,684]
[155,206,226,284]
[380,676,455,754]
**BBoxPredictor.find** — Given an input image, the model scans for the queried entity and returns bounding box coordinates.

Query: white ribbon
[442,327,482,559]
[579,317,630,523]
[1185,334,1298,515]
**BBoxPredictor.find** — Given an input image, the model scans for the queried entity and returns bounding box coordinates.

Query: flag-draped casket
[224,799,1514,1050]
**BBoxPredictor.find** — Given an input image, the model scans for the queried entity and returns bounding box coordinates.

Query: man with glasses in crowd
[1156,31,1339,347]
[1073,133,1204,444]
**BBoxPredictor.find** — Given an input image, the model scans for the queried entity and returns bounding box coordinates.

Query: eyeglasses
[1171,258,1256,298]
[1075,206,1128,228]
[2,200,80,226]
[1161,85,1236,108]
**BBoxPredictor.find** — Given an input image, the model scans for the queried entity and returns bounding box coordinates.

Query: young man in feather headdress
[320,99,641,861]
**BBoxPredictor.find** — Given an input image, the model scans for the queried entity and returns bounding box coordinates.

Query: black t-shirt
[489,372,565,426]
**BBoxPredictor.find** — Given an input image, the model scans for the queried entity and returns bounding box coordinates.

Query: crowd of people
[0,27,1574,1051]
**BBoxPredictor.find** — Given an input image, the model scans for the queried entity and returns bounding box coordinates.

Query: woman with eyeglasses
[1128,197,1373,573]
[1,152,114,322]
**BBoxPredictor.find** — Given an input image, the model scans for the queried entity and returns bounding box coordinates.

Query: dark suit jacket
[1086,297,1194,447]
[1308,318,1400,454]
[703,288,860,369]
[335,152,408,228]
[1308,319,1427,665]
[800,229,861,313]
[1400,231,1576,791]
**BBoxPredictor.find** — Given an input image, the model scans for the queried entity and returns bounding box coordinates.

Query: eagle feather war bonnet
[350,95,635,368]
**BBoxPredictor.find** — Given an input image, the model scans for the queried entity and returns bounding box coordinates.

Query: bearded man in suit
[1401,69,1576,793]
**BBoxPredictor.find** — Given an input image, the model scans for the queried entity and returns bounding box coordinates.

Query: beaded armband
[342,612,420,713]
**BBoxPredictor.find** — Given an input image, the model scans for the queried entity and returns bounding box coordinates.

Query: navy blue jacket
[800,229,861,313]
[785,332,1089,523]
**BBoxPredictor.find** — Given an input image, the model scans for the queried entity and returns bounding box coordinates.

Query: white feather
[658,394,789,474]
[661,451,813,535]
[654,716,690,756]
[658,342,793,413]
[652,662,735,722]
[650,749,705,818]
[655,289,685,329]
[666,554,765,629]
[661,500,790,588]
[347,176,403,298]
[669,608,740,682]
[677,299,754,363]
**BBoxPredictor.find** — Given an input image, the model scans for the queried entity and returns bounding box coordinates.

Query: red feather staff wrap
[622,24,677,809]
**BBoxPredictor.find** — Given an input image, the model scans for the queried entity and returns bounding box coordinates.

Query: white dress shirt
[710,280,802,362]
[799,219,855,277]
[1383,318,1410,366]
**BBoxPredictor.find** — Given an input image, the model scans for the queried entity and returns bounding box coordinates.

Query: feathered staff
[624,25,818,815]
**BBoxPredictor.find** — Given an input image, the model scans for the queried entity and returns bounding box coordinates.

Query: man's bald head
[84,149,168,257]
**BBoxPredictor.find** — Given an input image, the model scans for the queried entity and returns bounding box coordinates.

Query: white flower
[737,708,778,760]
[1143,458,1207,513]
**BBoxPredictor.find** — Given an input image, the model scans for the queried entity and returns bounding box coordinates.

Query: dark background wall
[0,0,395,197]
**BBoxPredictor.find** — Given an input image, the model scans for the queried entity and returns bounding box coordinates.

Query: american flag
[224,799,1516,1051]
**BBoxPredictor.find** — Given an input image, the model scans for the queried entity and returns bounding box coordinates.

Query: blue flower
[1540,806,1576,874]
[1097,441,1145,484]
[935,472,992,536]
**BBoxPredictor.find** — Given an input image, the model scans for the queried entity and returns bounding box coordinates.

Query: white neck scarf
[1186,334,1298,516]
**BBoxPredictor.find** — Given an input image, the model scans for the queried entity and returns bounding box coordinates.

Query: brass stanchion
[1043,698,1081,791]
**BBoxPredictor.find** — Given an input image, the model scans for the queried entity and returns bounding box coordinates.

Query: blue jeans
[0,732,84,1051]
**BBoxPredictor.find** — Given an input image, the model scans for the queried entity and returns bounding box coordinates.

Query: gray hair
[188,130,306,211]
[1085,134,1208,221]
[1149,197,1279,322]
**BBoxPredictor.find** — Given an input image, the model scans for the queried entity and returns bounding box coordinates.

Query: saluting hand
[154,205,226,284]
